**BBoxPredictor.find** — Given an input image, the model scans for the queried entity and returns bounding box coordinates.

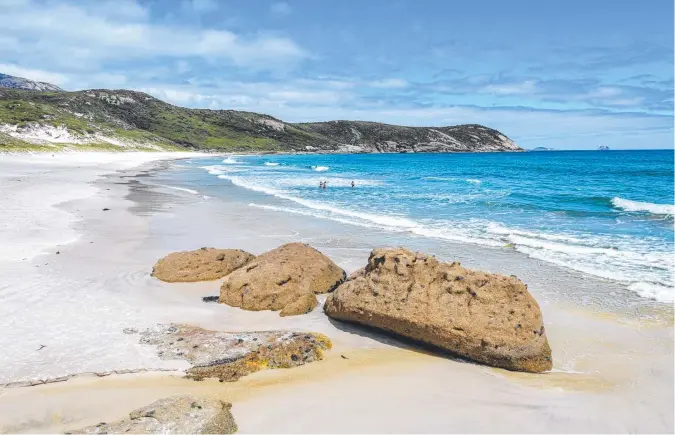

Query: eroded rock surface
[67,395,237,434]
[280,293,318,317]
[219,243,345,316]
[324,248,552,373]
[152,248,255,282]
[137,324,331,381]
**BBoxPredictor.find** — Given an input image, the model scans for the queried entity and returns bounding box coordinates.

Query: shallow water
[175,151,674,303]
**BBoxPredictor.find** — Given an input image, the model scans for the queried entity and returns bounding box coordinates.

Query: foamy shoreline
[0,153,672,433]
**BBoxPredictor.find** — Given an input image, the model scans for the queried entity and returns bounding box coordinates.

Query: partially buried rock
[152,248,255,282]
[219,243,345,316]
[324,248,552,373]
[137,324,331,382]
[67,395,237,434]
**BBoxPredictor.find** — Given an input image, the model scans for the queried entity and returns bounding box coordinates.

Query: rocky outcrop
[67,395,237,434]
[152,248,255,282]
[136,324,331,382]
[324,248,552,373]
[219,243,345,316]
[0,73,63,92]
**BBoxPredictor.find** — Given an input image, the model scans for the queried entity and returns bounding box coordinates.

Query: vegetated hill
[0,86,522,153]
[0,73,64,92]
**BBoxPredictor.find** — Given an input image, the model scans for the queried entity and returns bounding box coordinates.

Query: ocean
[174,150,673,303]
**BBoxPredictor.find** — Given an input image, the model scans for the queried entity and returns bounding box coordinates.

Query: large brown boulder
[219,243,346,316]
[152,247,255,282]
[67,395,237,434]
[324,248,552,373]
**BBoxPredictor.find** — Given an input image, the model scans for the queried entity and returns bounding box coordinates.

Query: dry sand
[0,153,672,433]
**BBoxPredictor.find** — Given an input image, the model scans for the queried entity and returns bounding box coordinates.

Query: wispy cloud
[369,78,408,89]
[0,0,307,70]
[0,63,68,86]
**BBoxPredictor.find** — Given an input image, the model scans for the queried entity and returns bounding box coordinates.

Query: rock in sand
[324,248,552,373]
[219,243,345,316]
[137,324,332,382]
[67,395,237,434]
[152,247,255,282]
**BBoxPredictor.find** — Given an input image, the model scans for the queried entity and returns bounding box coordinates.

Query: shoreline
[0,153,672,433]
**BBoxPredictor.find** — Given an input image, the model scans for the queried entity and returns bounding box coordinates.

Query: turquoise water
[181,151,674,302]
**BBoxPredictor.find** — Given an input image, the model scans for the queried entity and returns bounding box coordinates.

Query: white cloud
[586,87,622,98]
[0,63,68,85]
[482,80,537,95]
[270,2,292,16]
[369,78,409,89]
[0,0,307,70]
[268,90,343,104]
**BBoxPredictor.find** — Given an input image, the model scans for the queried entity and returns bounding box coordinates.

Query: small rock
[137,324,332,382]
[102,208,110,211]
[152,248,255,283]
[202,296,219,303]
[67,395,237,434]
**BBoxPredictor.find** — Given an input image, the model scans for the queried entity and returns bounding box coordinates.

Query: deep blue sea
[182,150,674,303]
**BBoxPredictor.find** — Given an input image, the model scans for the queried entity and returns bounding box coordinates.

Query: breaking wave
[611,197,674,216]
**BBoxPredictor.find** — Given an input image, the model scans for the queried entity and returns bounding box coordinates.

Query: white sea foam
[158,184,199,195]
[222,156,241,164]
[423,176,456,181]
[264,162,280,166]
[487,222,586,244]
[248,203,378,229]
[611,197,674,216]
[201,165,241,176]
[466,179,482,184]
[627,282,674,303]
[312,165,330,172]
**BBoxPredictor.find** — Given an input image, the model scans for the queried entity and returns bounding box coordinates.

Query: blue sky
[0,0,673,149]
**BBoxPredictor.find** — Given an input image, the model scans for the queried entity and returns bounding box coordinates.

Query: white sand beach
[0,153,672,434]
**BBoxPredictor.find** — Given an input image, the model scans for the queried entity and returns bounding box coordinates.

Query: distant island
[0,72,522,154]
[598,146,610,151]
[530,147,558,151]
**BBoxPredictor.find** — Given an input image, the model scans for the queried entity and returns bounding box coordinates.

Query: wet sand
[0,154,672,433]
